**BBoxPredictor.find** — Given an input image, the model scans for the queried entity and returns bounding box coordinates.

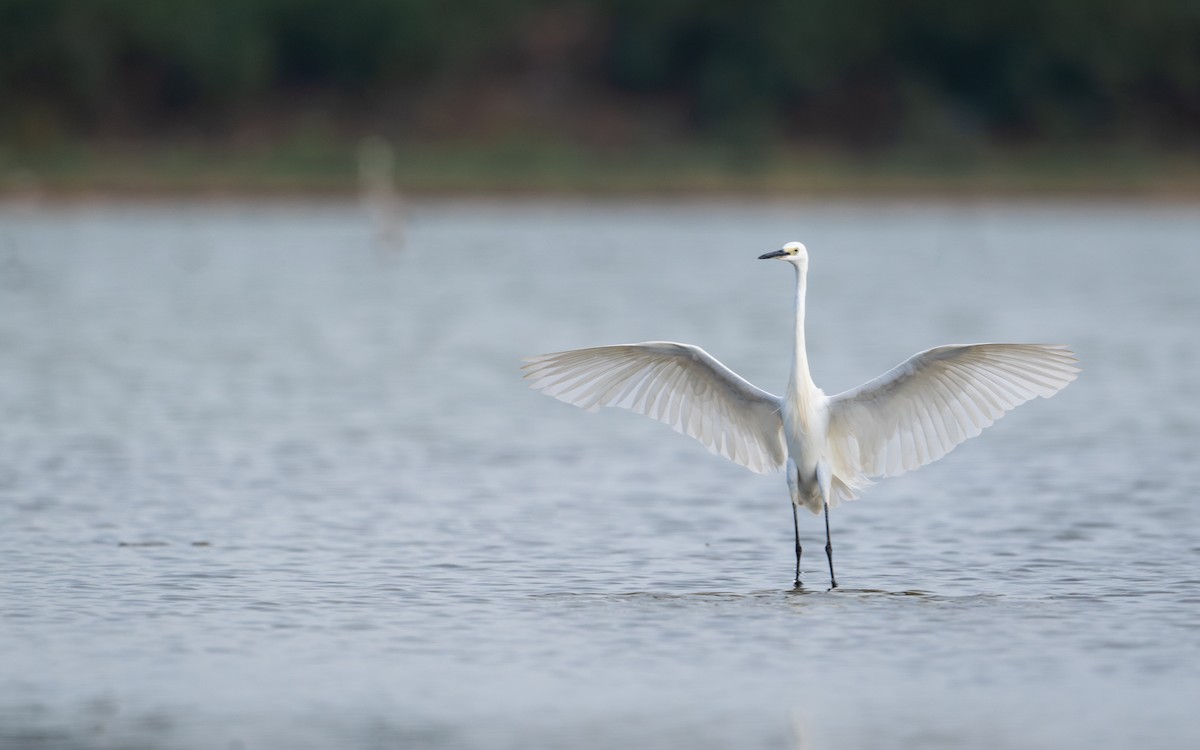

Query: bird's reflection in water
[531,588,937,604]
[786,586,932,598]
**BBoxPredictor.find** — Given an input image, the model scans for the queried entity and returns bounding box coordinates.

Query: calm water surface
[1,199,1198,749]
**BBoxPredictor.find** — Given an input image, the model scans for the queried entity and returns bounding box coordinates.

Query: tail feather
[828,475,866,511]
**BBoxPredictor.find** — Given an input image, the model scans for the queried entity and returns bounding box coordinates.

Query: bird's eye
[787,247,797,255]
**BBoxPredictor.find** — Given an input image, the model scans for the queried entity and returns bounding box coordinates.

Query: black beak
[758,250,787,260]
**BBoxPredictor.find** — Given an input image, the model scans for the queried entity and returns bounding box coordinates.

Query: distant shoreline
[4,141,1200,202]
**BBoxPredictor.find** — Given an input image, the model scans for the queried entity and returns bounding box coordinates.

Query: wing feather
[828,344,1078,486]
[522,342,787,474]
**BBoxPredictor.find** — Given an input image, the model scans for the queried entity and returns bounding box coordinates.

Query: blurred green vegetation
[6,138,1199,198]
[1,0,1198,192]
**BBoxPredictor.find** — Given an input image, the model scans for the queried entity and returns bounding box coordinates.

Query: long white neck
[788,261,818,406]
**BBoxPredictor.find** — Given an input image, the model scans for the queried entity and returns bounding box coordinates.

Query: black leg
[824,501,837,589]
[792,504,802,587]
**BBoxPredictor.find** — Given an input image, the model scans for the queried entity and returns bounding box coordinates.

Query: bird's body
[522,242,1078,587]
[784,398,830,514]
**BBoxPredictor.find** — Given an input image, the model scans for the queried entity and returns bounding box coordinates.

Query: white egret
[357,136,406,249]
[522,242,1078,588]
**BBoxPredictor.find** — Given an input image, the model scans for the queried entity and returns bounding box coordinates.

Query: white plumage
[522,342,786,475]
[522,241,1078,586]
[826,343,1078,485]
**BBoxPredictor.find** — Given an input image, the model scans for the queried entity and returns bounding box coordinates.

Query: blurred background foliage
[1,0,1198,190]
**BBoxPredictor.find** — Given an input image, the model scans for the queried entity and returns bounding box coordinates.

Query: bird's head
[758,241,808,266]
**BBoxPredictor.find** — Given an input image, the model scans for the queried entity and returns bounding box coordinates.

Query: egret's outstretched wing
[522,342,787,474]
[827,344,1079,484]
